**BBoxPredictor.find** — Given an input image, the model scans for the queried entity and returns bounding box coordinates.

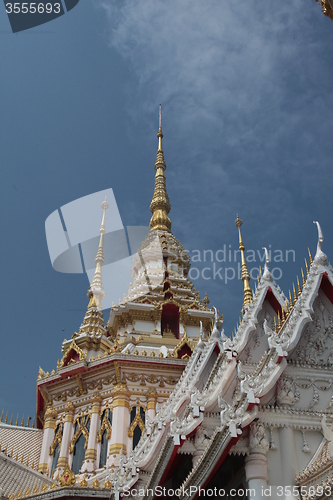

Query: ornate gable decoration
[172,332,195,359]
[59,339,87,368]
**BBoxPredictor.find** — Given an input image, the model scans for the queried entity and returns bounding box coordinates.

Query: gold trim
[58,464,76,486]
[84,448,97,460]
[49,424,62,456]
[37,463,48,474]
[109,443,127,455]
[97,411,112,442]
[56,456,68,468]
[68,417,89,454]
[128,412,145,438]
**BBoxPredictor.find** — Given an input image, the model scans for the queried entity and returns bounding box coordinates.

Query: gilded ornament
[92,478,100,488]
[80,475,88,487]
[58,464,76,486]
[104,479,112,488]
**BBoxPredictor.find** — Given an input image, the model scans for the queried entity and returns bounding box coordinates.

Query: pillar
[107,383,130,466]
[38,406,57,475]
[56,401,75,472]
[81,394,102,473]
[245,422,269,499]
[278,426,300,499]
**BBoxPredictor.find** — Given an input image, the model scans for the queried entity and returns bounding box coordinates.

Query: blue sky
[0,0,332,420]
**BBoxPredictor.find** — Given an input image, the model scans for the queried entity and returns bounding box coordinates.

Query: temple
[1,114,333,500]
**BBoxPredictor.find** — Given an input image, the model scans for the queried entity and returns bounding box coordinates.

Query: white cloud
[94,0,333,330]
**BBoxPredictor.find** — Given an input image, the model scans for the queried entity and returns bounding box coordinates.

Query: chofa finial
[313,221,327,265]
[262,247,272,281]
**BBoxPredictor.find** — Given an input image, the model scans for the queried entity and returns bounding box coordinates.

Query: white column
[56,401,75,473]
[279,426,300,500]
[245,422,269,500]
[38,406,57,475]
[107,383,130,466]
[81,394,102,473]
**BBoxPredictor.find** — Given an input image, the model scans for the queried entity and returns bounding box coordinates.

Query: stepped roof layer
[0,423,43,471]
[0,451,52,498]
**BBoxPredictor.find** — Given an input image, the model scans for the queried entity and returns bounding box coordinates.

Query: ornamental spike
[278,311,281,330]
[0,410,3,422]
[88,197,109,310]
[308,247,313,266]
[301,268,306,287]
[15,414,18,426]
[150,105,171,232]
[289,290,293,311]
[285,299,289,316]
[281,307,285,324]
[305,257,309,276]
[4,412,8,424]
[274,316,277,333]
[9,414,13,425]
[293,283,297,304]
[21,415,24,427]
[297,275,302,297]
[235,215,252,314]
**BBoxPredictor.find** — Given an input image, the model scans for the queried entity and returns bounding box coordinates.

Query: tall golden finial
[15,414,18,426]
[293,283,297,304]
[149,105,171,232]
[9,414,13,425]
[301,268,306,287]
[305,257,309,276]
[88,197,109,310]
[21,415,24,427]
[235,215,253,314]
[277,311,281,330]
[4,412,8,424]
[0,410,3,422]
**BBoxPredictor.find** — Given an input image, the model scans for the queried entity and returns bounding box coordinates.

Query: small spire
[235,215,252,314]
[0,410,3,422]
[149,105,171,232]
[88,197,109,310]
[301,268,306,287]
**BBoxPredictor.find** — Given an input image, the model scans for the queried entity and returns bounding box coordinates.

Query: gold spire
[149,105,171,232]
[88,197,109,310]
[235,215,253,314]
